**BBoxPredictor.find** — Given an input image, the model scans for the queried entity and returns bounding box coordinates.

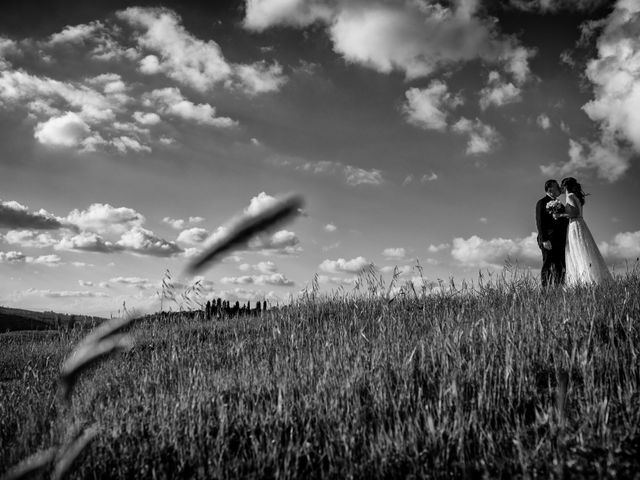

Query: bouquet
[546,199,565,215]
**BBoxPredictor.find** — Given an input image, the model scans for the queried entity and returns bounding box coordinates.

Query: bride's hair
[561,177,587,205]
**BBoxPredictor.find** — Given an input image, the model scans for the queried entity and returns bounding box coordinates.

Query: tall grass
[1,266,639,478]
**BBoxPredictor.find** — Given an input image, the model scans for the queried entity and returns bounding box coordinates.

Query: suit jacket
[536,195,568,248]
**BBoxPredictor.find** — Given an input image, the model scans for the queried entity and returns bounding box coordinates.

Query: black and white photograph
[1,0,639,477]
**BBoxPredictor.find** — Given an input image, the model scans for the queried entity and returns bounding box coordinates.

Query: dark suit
[536,195,568,287]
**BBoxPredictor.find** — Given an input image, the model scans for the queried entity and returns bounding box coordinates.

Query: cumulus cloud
[421,172,439,183]
[1,7,286,153]
[402,80,463,131]
[324,223,337,232]
[599,230,640,261]
[3,230,58,248]
[115,226,182,257]
[234,60,287,95]
[479,71,522,110]
[176,227,210,245]
[56,232,121,253]
[78,280,94,287]
[452,117,501,155]
[537,114,551,130]
[118,7,286,94]
[319,256,370,274]
[544,0,640,181]
[244,0,535,82]
[451,232,539,267]
[143,87,237,127]
[109,276,154,289]
[344,166,384,186]
[133,111,161,125]
[49,22,104,45]
[428,242,450,253]
[34,112,91,147]
[0,250,61,266]
[65,203,144,234]
[382,247,406,259]
[0,199,66,230]
[221,273,294,286]
[540,137,629,183]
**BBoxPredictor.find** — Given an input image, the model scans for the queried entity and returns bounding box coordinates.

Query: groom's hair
[544,179,559,192]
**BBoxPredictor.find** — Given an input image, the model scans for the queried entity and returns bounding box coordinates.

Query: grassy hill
[0,306,105,332]
[1,271,639,478]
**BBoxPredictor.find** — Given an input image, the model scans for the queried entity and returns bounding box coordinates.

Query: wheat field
[1,267,639,479]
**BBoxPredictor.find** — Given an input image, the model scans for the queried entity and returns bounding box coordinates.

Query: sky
[1,0,639,316]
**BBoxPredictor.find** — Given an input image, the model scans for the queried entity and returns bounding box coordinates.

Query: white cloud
[344,166,383,186]
[144,87,237,127]
[0,251,27,264]
[28,254,62,266]
[324,223,337,232]
[319,256,370,274]
[78,280,94,287]
[402,174,414,186]
[0,251,61,266]
[421,172,438,182]
[540,137,629,183]
[56,232,121,253]
[382,247,406,259]
[65,203,145,234]
[244,0,535,83]
[537,114,551,130]
[3,230,58,248]
[221,273,294,286]
[402,80,463,131]
[479,71,521,110]
[281,158,385,187]
[48,21,104,44]
[599,230,640,260]
[245,191,278,217]
[452,117,501,155]
[0,199,65,229]
[572,0,640,181]
[234,61,287,95]
[189,216,204,224]
[428,243,450,253]
[163,217,185,229]
[109,276,154,289]
[34,112,91,147]
[116,226,182,257]
[451,232,539,267]
[111,135,152,154]
[117,7,233,91]
[133,111,161,125]
[177,227,210,245]
[118,7,286,94]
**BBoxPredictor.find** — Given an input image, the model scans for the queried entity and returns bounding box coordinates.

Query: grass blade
[185,194,304,275]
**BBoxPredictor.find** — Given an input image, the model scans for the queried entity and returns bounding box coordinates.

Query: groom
[535,179,568,287]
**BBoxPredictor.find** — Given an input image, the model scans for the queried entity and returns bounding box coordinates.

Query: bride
[557,177,612,285]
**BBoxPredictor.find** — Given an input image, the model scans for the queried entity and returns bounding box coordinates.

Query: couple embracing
[535,177,612,287]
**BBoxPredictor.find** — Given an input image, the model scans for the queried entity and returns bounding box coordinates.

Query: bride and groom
[535,177,612,287]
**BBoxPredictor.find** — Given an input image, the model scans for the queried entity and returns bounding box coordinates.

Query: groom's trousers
[540,244,565,287]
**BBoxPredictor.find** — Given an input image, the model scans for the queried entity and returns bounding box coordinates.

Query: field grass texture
[1,268,639,479]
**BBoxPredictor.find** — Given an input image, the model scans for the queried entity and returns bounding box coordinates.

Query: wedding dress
[564,193,612,285]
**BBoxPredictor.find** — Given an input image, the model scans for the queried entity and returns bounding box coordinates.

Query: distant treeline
[204,298,268,319]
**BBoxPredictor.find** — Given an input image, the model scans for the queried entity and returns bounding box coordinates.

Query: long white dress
[564,193,612,285]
